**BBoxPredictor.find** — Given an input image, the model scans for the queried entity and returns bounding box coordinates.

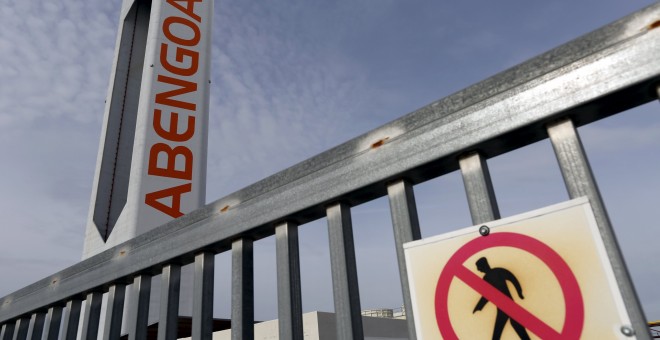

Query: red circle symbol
[434,232,584,339]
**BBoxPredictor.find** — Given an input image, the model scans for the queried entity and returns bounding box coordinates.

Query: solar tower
[82,0,213,331]
[83,0,212,258]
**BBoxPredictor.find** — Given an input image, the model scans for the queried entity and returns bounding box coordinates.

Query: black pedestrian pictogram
[472,257,530,340]
[435,232,584,339]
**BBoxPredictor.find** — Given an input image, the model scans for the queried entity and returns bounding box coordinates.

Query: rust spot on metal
[220,205,230,213]
[371,137,390,149]
[649,20,660,30]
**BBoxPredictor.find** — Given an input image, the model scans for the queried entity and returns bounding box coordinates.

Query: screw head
[479,225,490,236]
[620,326,634,337]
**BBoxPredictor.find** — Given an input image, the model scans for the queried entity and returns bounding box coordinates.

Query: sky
[1,0,659,328]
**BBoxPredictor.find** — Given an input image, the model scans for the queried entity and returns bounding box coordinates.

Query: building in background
[181,311,409,340]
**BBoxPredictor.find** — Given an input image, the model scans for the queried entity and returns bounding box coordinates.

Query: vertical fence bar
[81,292,103,340]
[387,179,421,340]
[327,202,363,340]
[128,274,152,340]
[26,313,45,340]
[192,252,214,340]
[1,323,14,340]
[548,118,650,338]
[60,300,82,340]
[158,264,181,340]
[231,238,254,340]
[275,222,303,340]
[43,306,62,340]
[103,284,126,340]
[459,152,501,224]
[11,317,29,340]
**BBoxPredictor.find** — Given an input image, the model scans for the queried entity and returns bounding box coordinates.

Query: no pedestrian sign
[404,198,634,339]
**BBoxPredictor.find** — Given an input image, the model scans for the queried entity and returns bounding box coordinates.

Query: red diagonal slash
[456,265,562,339]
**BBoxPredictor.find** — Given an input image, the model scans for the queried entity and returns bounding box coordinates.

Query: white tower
[83,0,213,330]
[84,0,212,258]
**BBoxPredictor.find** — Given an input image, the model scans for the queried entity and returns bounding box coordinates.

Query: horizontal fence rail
[1,3,660,339]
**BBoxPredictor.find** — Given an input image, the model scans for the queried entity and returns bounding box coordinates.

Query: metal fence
[1,3,659,340]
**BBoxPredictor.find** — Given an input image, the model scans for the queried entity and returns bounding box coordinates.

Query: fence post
[1,322,14,340]
[276,222,303,340]
[128,274,152,340]
[548,118,650,339]
[327,202,363,340]
[158,264,181,340]
[42,307,62,340]
[103,284,126,340]
[232,238,254,340]
[459,152,500,224]
[11,317,29,340]
[387,179,421,340]
[26,313,45,340]
[81,292,103,340]
[192,252,214,340]
[61,300,82,340]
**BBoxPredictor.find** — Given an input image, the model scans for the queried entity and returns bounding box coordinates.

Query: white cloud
[0,0,119,295]
[0,1,117,128]
[206,2,383,197]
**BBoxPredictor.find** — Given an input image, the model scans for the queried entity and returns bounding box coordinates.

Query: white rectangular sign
[404,198,634,339]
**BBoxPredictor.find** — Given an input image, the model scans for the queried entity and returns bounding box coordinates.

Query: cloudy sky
[1,0,659,327]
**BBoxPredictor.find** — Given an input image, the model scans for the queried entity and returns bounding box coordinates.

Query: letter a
[145,183,192,218]
[167,0,203,22]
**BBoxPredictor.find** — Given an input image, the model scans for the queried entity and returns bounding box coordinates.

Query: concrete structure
[81,0,214,332]
[83,0,212,258]
[181,312,409,340]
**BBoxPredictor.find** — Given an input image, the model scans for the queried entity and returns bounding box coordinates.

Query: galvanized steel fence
[2,3,660,340]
